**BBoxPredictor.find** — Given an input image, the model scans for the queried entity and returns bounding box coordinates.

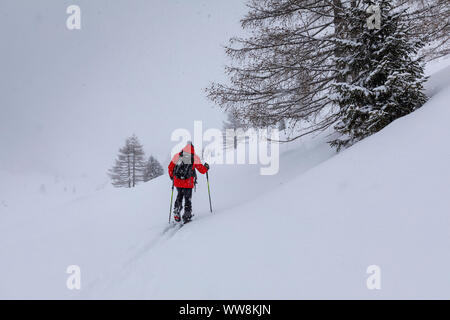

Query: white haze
[0,0,246,181]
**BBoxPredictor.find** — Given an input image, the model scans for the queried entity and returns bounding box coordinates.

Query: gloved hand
[170,175,174,181]
[204,162,210,170]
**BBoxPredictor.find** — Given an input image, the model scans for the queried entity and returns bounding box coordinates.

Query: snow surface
[1,59,450,299]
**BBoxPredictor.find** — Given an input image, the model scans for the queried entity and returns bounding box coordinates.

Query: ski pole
[206,171,212,213]
[169,179,174,223]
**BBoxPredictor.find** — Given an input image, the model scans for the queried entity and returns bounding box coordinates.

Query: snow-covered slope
[1,59,450,299]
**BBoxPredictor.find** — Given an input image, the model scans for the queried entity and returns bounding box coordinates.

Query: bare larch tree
[206,0,449,142]
[109,134,146,188]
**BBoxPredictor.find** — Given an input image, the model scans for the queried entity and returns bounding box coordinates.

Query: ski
[163,214,195,235]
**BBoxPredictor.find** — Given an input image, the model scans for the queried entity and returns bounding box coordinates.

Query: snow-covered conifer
[143,156,164,182]
[330,0,428,150]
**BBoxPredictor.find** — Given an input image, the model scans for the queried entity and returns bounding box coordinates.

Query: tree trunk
[333,0,345,83]
[127,154,131,188]
[132,149,136,188]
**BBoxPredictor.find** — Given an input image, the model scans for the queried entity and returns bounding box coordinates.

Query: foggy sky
[0,0,245,181]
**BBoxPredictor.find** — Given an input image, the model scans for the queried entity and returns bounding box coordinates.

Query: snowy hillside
[1,58,450,299]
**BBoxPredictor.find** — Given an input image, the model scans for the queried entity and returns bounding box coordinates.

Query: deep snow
[1,57,450,299]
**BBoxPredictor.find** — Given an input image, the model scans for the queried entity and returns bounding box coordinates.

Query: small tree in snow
[222,110,246,150]
[330,0,428,150]
[143,156,164,182]
[108,135,146,188]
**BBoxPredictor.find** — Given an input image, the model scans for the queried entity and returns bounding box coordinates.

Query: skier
[168,142,209,223]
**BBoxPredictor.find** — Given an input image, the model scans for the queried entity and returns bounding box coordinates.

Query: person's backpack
[173,151,195,180]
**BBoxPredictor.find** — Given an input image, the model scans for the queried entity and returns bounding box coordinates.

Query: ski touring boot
[182,212,193,224]
[173,209,181,223]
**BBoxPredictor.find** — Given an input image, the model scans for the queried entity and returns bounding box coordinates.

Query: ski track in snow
[84,212,212,297]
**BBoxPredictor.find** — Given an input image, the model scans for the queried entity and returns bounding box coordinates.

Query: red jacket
[168,144,208,188]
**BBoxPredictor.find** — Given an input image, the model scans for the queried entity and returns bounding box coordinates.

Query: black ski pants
[174,187,192,216]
